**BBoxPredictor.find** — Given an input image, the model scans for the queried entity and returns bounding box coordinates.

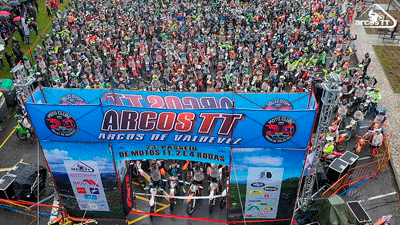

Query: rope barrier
[0,204,58,217]
[0,198,60,208]
[133,191,226,199]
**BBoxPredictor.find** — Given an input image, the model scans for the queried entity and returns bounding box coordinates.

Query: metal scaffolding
[297,73,341,211]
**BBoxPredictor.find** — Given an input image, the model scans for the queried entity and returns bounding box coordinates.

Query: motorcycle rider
[208,163,223,194]
[322,136,336,160]
[327,125,340,143]
[371,128,384,157]
[368,109,387,132]
[191,163,205,195]
[148,159,166,189]
[167,160,185,192]
[366,88,381,116]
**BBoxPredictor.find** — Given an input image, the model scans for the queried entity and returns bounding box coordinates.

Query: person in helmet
[371,128,384,157]
[368,109,387,131]
[167,160,184,192]
[208,163,222,183]
[367,88,381,116]
[148,159,166,189]
[327,125,339,143]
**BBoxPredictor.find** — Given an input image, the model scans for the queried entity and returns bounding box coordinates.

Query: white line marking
[360,126,369,129]
[358,156,371,161]
[360,192,397,202]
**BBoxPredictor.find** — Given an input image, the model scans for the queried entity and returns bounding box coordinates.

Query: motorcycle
[186,182,203,215]
[219,180,229,209]
[354,129,377,154]
[343,110,364,139]
[168,176,179,212]
[208,180,219,213]
[149,183,168,219]
[14,114,34,143]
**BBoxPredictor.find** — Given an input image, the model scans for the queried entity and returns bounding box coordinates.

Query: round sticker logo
[251,182,265,187]
[262,116,297,143]
[45,111,78,137]
[59,94,87,105]
[263,99,293,110]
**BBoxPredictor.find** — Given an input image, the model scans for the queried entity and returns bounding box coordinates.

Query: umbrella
[0,6,12,11]
[0,11,10,16]
[13,16,20,22]
[0,14,9,20]
[8,1,20,7]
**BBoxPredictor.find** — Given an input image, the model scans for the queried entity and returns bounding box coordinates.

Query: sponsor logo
[355,4,397,29]
[76,187,86,194]
[263,98,293,110]
[249,200,261,203]
[84,194,98,200]
[59,94,87,105]
[249,190,263,195]
[264,186,279,192]
[70,173,97,178]
[70,162,94,172]
[262,116,297,143]
[83,179,100,187]
[89,204,98,210]
[89,188,100,195]
[263,194,270,198]
[247,205,260,211]
[45,110,78,137]
[262,207,274,211]
[251,182,265,187]
[80,204,88,209]
[260,203,276,206]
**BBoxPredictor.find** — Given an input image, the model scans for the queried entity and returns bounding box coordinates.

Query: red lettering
[165,96,183,109]
[138,112,158,132]
[198,113,222,135]
[147,95,165,108]
[157,112,177,132]
[175,113,196,133]
[218,114,245,136]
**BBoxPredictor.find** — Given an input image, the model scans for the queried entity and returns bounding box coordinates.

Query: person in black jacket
[12,39,23,64]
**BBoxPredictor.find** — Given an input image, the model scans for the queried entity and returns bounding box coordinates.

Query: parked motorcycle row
[130,159,229,217]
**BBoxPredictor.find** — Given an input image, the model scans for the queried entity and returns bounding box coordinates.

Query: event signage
[244,167,284,218]
[25,104,316,149]
[114,144,230,166]
[64,160,110,211]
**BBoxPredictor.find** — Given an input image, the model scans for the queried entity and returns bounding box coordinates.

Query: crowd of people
[4,0,368,93]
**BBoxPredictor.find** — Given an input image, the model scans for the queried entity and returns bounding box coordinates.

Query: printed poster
[64,160,110,211]
[244,167,284,218]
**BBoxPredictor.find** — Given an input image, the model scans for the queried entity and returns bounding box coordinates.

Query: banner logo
[354,4,397,29]
[251,182,265,187]
[262,116,297,143]
[263,99,293,110]
[45,110,78,137]
[59,94,87,105]
[70,162,94,172]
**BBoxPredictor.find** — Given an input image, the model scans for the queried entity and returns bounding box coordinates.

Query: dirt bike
[168,176,179,212]
[149,182,167,219]
[208,180,219,213]
[186,181,203,215]
[14,114,34,143]
[354,130,378,154]
[219,180,229,209]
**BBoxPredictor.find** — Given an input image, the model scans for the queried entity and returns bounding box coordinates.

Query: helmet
[330,125,338,133]
[374,88,380,92]
[150,160,157,167]
[326,136,334,142]
[379,109,386,115]
[211,163,217,168]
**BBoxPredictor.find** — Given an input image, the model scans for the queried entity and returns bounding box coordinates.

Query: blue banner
[30,88,316,110]
[25,103,316,149]
[113,143,230,166]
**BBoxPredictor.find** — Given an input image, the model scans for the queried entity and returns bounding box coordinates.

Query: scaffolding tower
[297,73,341,211]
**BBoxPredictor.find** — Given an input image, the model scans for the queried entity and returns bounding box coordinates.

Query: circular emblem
[45,110,78,137]
[251,182,265,187]
[262,116,297,143]
[59,94,87,105]
[263,99,293,110]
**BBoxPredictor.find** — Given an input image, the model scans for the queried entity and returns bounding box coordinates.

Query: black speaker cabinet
[326,158,349,183]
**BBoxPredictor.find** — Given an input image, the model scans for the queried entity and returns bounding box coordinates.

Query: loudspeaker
[326,158,349,183]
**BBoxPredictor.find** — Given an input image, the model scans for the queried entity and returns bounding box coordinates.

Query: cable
[232,161,246,225]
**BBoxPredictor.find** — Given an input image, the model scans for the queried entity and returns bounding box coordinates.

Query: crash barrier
[322,140,390,198]
[0,198,38,224]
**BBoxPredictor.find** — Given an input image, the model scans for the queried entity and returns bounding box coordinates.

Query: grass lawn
[373,45,400,93]
[0,0,69,80]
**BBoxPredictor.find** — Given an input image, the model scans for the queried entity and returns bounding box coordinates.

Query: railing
[322,140,390,198]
